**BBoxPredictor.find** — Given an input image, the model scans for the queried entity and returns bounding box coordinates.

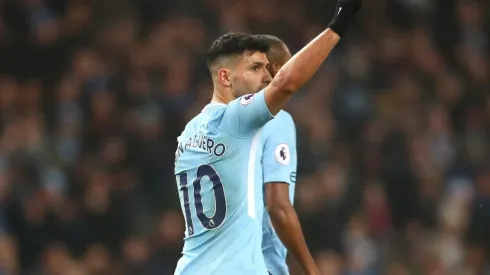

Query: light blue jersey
[261,111,297,275]
[174,90,273,275]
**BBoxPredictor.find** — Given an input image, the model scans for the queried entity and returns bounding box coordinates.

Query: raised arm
[264,0,362,115]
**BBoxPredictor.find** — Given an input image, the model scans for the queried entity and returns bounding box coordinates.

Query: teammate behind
[174,0,361,273]
[258,35,317,275]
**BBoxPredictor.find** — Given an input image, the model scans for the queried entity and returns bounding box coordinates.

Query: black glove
[327,0,362,37]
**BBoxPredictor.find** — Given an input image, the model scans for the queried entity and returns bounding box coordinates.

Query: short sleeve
[220,89,274,137]
[262,112,297,185]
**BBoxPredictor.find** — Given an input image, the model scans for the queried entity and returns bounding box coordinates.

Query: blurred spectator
[0,0,489,274]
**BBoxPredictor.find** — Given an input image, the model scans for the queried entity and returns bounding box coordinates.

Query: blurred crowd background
[0,0,489,274]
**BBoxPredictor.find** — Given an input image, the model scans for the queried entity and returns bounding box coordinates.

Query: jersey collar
[201,102,226,113]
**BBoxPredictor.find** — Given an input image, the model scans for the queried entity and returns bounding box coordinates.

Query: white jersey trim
[247,129,262,219]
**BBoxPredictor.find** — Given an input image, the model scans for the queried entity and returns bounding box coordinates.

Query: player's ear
[218,68,232,87]
[272,63,280,76]
[267,63,281,77]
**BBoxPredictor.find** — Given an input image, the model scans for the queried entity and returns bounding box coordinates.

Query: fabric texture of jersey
[174,90,273,275]
[261,111,297,275]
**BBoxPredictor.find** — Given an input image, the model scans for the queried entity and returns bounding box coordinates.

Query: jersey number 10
[178,165,227,236]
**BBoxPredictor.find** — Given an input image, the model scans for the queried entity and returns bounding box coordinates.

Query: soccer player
[258,35,317,275]
[173,0,362,274]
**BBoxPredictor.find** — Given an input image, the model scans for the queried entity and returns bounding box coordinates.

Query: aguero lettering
[175,132,227,162]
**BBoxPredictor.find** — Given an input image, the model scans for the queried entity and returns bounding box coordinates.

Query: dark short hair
[256,34,286,48]
[206,32,270,68]
[256,34,290,67]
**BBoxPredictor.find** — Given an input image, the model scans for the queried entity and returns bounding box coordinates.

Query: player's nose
[263,71,272,85]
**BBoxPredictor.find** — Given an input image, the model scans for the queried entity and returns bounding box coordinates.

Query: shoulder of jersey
[196,104,227,131]
[278,110,293,121]
[261,111,294,136]
[271,110,295,126]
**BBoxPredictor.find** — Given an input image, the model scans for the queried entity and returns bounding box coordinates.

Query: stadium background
[0,0,489,274]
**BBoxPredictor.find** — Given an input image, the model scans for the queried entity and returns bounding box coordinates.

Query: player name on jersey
[175,131,227,162]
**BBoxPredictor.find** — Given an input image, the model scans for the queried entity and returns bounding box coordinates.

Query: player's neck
[211,88,235,105]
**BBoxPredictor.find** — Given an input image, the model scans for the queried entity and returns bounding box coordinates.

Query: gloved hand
[327,0,362,37]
